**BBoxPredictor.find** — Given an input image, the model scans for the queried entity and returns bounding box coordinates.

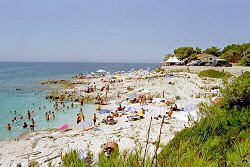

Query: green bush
[198,69,231,79]
[158,72,250,166]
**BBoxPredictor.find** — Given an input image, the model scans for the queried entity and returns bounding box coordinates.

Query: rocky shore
[1,66,249,167]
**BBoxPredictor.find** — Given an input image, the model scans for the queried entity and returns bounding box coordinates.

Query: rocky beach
[1,66,249,167]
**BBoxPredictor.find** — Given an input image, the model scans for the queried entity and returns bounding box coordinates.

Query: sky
[0,0,249,63]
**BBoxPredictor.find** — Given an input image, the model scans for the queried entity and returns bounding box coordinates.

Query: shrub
[198,69,231,79]
[158,72,250,166]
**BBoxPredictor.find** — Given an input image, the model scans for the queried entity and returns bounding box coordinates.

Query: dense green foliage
[174,47,201,60]
[221,43,250,66]
[164,43,250,66]
[203,46,221,57]
[158,72,250,166]
[198,69,232,81]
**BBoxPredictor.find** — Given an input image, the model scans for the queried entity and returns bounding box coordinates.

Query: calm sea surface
[0,62,158,140]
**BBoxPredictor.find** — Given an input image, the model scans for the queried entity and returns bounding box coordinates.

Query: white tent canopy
[166,57,181,63]
[96,69,106,73]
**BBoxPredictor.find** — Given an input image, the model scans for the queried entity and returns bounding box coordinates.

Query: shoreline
[1,66,249,166]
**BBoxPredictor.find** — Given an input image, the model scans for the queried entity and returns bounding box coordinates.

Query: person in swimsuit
[23,122,28,128]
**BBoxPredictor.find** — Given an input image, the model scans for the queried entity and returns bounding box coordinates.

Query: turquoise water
[0,62,157,140]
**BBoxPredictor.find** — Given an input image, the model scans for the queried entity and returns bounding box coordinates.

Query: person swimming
[27,111,31,120]
[23,122,28,128]
[7,123,11,130]
[12,117,18,122]
[45,112,49,121]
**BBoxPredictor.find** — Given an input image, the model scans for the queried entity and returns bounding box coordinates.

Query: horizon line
[0,60,160,64]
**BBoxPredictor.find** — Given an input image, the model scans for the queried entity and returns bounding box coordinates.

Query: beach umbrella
[127,93,137,98]
[127,91,135,94]
[114,75,121,78]
[184,103,196,112]
[165,75,173,78]
[78,121,93,129]
[125,107,137,112]
[96,69,106,73]
[99,109,111,114]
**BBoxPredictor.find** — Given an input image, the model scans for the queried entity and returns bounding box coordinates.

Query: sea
[0,62,158,140]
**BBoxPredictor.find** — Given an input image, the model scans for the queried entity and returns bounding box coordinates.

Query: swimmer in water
[23,122,28,128]
[30,124,34,131]
[13,117,18,122]
[52,112,55,119]
[32,119,35,126]
[27,111,31,120]
[7,123,11,130]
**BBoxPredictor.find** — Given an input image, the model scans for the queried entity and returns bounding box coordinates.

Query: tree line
[164,43,250,66]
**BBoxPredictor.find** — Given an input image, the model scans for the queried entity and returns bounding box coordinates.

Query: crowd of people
[7,109,36,131]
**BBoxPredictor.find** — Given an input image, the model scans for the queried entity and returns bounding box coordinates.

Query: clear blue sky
[0,0,249,63]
